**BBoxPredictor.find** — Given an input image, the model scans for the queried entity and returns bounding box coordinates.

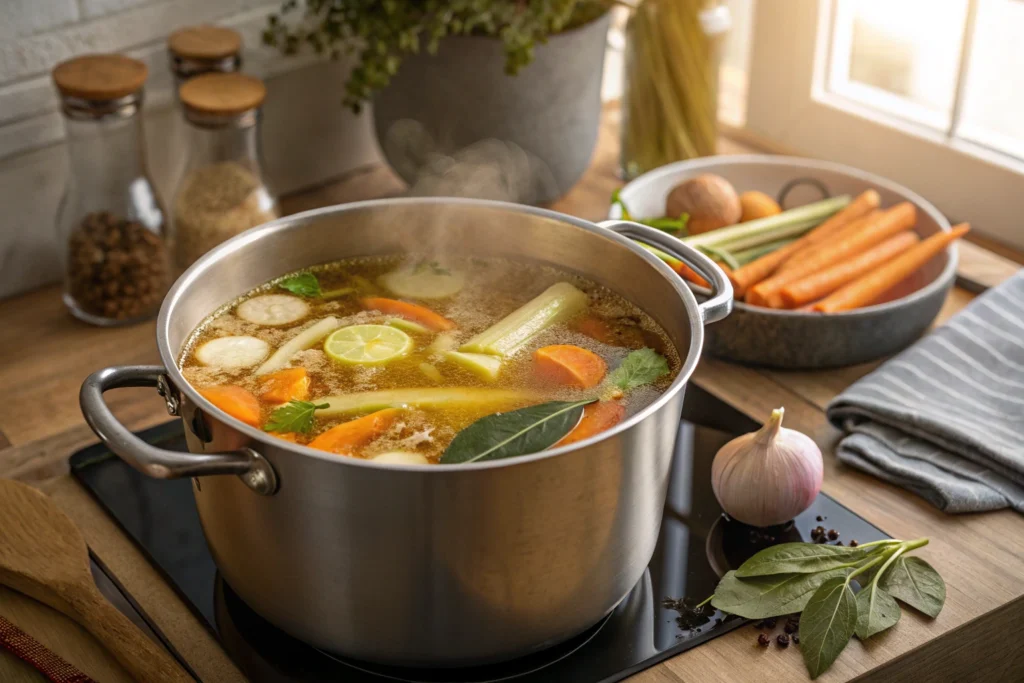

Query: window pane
[828,0,968,130]
[719,0,754,127]
[956,0,1024,160]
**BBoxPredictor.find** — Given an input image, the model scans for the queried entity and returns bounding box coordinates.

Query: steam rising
[382,119,559,204]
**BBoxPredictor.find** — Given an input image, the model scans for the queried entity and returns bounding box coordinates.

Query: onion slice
[380,267,464,300]
[237,294,310,326]
[195,336,269,369]
[371,452,430,465]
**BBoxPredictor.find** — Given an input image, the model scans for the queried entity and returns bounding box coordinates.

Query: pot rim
[614,154,959,318]
[158,197,706,472]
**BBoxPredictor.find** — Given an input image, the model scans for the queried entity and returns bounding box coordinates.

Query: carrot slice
[570,316,618,345]
[258,367,310,404]
[778,232,919,308]
[728,189,881,297]
[746,202,916,307]
[556,401,626,447]
[813,224,970,313]
[199,385,262,428]
[533,345,608,389]
[570,316,647,349]
[307,409,401,455]
[360,297,455,331]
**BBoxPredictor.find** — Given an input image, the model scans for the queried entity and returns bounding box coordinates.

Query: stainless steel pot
[80,199,732,666]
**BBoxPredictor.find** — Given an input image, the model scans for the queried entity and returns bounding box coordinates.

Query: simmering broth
[180,255,679,464]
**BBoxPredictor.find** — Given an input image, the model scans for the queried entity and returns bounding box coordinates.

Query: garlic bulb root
[710,407,823,527]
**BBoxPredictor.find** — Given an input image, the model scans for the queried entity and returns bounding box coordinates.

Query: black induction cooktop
[71,385,888,682]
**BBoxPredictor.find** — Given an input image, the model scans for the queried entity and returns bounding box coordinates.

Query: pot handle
[80,366,278,496]
[598,220,734,324]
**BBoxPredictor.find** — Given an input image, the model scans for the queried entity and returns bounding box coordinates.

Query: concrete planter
[373,12,611,204]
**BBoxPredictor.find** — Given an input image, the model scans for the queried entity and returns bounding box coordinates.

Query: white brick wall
[1,1,80,40]
[0,0,381,299]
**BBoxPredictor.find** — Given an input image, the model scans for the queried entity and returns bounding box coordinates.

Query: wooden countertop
[1,107,1023,682]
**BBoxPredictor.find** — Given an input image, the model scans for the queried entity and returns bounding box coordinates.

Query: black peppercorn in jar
[52,54,170,325]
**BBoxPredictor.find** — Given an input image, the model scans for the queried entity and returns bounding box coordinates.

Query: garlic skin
[711,408,823,527]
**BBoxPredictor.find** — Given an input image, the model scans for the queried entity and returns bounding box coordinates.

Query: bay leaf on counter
[734,542,873,578]
[800,577,858,680]
[711,567,851,619]
[855,584,900,640]
[879,556,946,618]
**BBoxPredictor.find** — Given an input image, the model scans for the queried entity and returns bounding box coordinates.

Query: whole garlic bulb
[711,408,823,527]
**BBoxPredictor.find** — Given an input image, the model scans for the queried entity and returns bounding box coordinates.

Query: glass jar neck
[63,96,149,201]
[170,53,242,90]
[182,111,263,170]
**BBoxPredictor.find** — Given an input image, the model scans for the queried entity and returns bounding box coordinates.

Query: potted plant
[265,0,612,203]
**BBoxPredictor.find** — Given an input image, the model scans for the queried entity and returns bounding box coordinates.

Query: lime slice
[324,324,412,365]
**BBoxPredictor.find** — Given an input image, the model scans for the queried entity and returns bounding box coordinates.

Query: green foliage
[263,0,610,111]
[708,538,943,679]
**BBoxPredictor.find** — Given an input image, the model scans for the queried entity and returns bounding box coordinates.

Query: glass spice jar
[165,25,244,203]
[52,54,170,325]
[170,73,278,269]
[620,0,731,179]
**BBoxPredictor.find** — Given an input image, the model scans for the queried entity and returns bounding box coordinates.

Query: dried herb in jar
[172,161,278,268]
[66,211,170,321]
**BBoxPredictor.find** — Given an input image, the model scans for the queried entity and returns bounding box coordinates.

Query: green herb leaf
[609,190,689,235]
[610,189,633,220]
[879,556,945,618]
[264,400,329,434]
[800,578,858,679]
[855,585,900,640]
[640,215,689,236]
[279,273,322,298]
[734,543,874,578]
[441,399,595,464]
[606,348,670,392]
[711,567,851,619]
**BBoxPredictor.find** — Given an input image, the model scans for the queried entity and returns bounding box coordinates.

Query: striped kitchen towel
[827,269,1024,514]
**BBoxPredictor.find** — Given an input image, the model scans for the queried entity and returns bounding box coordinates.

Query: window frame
[743,0,1024,248]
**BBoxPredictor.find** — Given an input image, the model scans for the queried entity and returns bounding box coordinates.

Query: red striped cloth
[0,613,96,683]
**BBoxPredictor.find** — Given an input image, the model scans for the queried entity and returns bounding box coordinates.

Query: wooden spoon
[0,479,192,683]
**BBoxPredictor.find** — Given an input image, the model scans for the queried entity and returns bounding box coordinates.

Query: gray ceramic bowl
[611,155,956,369]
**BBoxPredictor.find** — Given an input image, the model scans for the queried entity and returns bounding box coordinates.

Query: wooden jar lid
[168,25,242,60]
[52,54,148,100]
[179,73,266,115]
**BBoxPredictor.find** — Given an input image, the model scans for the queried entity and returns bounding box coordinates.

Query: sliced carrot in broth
[259,367,310,404]
[533,345,608,389]
[360,297,455,331]
[570,316,618,345]
[570,315,655,350]
[199,385,262,429]
[307,409,401,456]
[556,401,626,447]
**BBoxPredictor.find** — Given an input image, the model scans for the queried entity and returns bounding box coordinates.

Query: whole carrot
[746,202,917,307]
[778,231,920,308]
[671,260,711,288]
[813,224,970,313]
[728,189,880,297]
[777,209,882,273]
